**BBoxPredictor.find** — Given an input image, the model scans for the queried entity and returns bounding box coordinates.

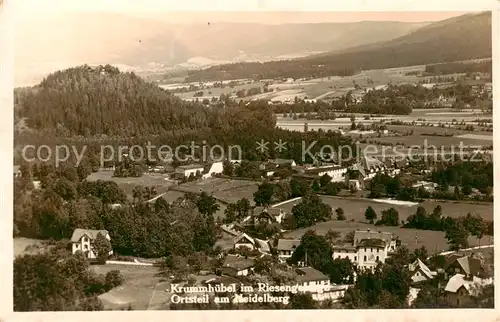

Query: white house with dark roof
[277,239,301,260]
[71,228,113,259]
[296,267,331,292]
[332,229,397,270]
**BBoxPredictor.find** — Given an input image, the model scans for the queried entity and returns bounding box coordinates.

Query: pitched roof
[444,274,492,295]
[176,164,205,170]
[296,267,329,283]
[410,259,435,280]
[223,255,255,271]
[255,238,270,252]
[456,256,482,276]
[277,239,301,251]
[353,230,393,247]
[357,238,386,248]
[233,233,255,245]
[70,229,109,242]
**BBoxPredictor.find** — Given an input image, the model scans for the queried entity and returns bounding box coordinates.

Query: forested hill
[185,12,492,82]
[15,65,220,137]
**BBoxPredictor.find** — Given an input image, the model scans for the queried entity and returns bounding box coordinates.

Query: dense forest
[424,60,492,76]
[14,65,354,164]
[185,13,491,81]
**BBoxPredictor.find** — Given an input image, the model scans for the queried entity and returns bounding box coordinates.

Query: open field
[91,264,169,310]
[282,220,490,254]
[86,170,175,199]
[369,134,493,148]
[278,195,492,253]
[14,237,45,257]
[277,196,493,222]
[177,178,259,204]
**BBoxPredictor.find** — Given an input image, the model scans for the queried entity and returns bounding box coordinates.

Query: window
[75,244,80,248]
[371,248,373,252]
[354,256,357,261]
[363,255,367,262]
[377,248,379,253]
[82,237,87,242]
[364,248,366,252]
[84,245,89,250]
[376,256,379,261]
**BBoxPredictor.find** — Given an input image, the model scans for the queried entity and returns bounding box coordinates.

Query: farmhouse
[277,239,301,260]
[332,229,397,270]
[408,259,437,283]
[444,255,485,278]
[222,255,255,277]
[174,164,205,178]
[304,165,349,182]
[296,267,330,292]
[444,274,493,307]
[70,228,113,259]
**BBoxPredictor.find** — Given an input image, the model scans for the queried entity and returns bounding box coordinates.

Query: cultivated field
[91,264,169,310]
[86,170,175,199]
[177,178,259,204]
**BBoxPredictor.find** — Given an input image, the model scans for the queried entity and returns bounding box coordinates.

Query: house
[408,259,437,283]
[214,229,257,252]
[304,165,349,182]
[174,164,205,178]
[444,274,493,307]
[351,156,388,180]
[277,239,301,260]
[222,255,255,277]
[444,255,484,278]
[412,181,438,192]
[202,161,224,179]
[254,208,286,225]
[233,233,256,250]
[271,158,297,168]
[332,229,397,270]
[296,267,331,293]
[70,228,113,259]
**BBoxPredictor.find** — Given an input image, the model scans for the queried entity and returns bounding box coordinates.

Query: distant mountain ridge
[14,13,427,86]
[185,12,492,81]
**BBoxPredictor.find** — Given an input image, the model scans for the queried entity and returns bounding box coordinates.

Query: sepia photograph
[5,0,496,315]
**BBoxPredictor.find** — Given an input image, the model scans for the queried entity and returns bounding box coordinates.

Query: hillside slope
[185,12,491,81]
[15,65,215,137]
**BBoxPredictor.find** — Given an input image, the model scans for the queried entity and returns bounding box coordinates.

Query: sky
[13,0,479,24]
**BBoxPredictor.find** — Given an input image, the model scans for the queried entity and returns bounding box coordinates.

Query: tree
[376,208,399,226]
[253,182,275,206]
[445,219,469,250]
[290,293,316,309]
[93,233,112,264]
[320,174,332,187]
[364,206,377,224]
[335,207,346,220]
[292,194,333,228]
[196,192,220,217]
[325,229,341,245]
[105,270,124,288]
[370,183,386,198]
